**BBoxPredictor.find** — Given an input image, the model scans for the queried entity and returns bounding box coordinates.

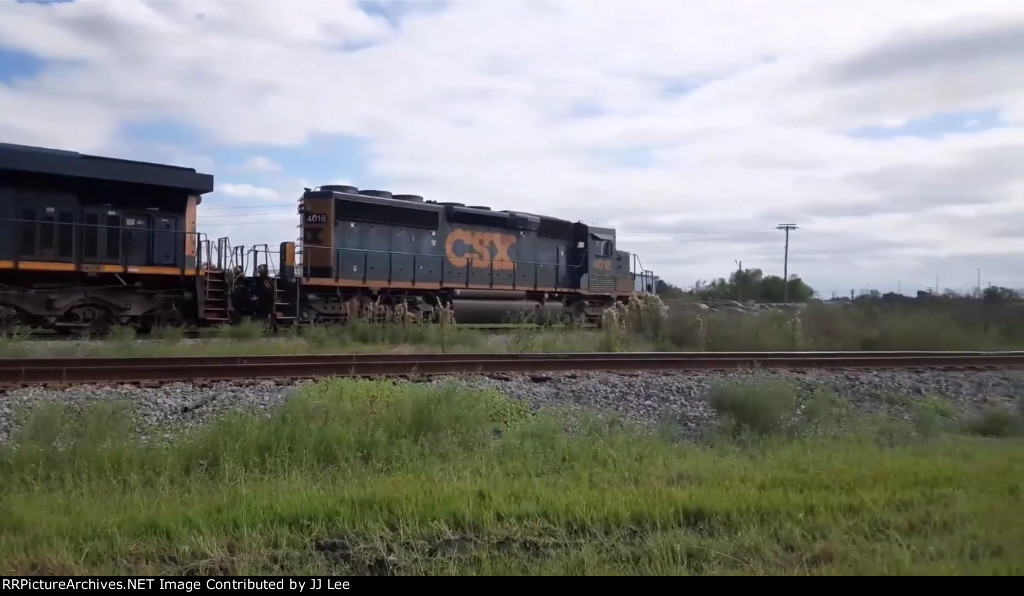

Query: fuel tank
[450,299,567,325]
[450,289,528,300]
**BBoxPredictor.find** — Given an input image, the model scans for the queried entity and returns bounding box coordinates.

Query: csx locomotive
[0,142,656,334]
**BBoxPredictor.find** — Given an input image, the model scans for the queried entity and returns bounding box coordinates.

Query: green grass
[7,293,1024,358]
[2,378,1022,575]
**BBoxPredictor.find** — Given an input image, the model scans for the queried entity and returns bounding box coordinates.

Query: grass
[4,293,1024,357]
[2,377,1023,575]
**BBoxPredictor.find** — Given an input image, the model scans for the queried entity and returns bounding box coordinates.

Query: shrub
[707,377,799,438]
[960,405,1024,438]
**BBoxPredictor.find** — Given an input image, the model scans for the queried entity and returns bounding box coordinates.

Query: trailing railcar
[290,185,644,325]
[0,142,214,333]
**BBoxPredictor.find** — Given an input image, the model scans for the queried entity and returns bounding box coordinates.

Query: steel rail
[15,323,598,340]
[1,350,1023,370]
[1,351,1023,387]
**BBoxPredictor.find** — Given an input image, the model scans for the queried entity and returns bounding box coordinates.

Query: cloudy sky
[2,0,1023,297]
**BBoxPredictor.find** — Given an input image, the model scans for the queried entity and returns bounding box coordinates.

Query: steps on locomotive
[273,284,295,323]
[202,269,231,324]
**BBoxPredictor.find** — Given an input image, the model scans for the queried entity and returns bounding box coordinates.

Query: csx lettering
[445,229,517,270]
[593,259,612,271]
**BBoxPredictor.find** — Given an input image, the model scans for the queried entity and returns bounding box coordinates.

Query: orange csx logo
[445,228,517,270]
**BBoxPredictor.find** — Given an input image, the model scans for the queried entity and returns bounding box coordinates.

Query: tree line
[655,267,815,304]
[654,266,1021,305]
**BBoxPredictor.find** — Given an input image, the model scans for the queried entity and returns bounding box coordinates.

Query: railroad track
[1,351,1022,388]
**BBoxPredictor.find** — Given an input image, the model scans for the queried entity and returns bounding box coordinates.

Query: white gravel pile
[1,369,1021,444]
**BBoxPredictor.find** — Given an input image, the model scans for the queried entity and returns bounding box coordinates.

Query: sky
[2,0,1023,298]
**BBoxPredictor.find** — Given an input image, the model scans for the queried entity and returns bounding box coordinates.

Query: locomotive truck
[0,142,657,334]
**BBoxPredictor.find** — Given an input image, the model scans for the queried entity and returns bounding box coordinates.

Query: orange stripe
[299,277,578,293]
[0,261,196,276]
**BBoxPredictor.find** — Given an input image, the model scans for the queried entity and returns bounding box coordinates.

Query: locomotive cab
[572,224,635,294]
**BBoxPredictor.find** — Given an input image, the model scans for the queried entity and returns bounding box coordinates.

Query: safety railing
[3,215,208,276]
[296,243,590,292]
[247,243,280,278]
[631,253,657,294]
[198,236,239,272]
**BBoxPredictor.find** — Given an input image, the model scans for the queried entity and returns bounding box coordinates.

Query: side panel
[122,213,151,267]
[151,214,177,267]
[410,226,443,284]
[302,197,335,277]
[531,237,565,290]
[14,188,79,264]
[388,223,443,285]
[510,230,534,288]
[80,206,122,265]
[335,219,365,282]
[614,250,634,292]
[361,222,390,283]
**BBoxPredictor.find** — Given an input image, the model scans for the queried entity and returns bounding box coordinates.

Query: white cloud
[215,183,279,202]
[2,0,1024,294]
[235,156,283,174]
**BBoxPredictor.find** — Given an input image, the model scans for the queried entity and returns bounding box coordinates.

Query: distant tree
[655,279,686,299]
[983,286,1021,304]
[683,267,815,303]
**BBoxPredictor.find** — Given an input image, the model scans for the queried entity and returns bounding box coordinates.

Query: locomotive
[0,142,657,334]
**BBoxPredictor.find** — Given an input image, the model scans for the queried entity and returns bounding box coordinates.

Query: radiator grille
[589,274,615,292]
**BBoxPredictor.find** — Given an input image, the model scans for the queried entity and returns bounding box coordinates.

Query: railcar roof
[0,142,215,195]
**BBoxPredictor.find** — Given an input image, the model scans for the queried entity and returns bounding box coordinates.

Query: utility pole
[977,268,981,299]
[776,224,798,303]
[735,259,742,302]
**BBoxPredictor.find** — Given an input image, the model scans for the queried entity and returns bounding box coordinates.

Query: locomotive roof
[309,186,575,224]
[0,142,215,195]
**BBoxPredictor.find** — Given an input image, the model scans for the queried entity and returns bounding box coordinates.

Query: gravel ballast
[1,369,1022,444]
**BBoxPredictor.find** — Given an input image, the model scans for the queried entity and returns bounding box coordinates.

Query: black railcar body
[0,143,214,334]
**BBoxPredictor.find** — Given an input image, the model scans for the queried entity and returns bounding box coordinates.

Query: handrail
[294,242,598,292]
[4,215,208,276]
[631,253,657,293]
[295,242,581,269]
[246,243,279,277]
[5,212,647,292]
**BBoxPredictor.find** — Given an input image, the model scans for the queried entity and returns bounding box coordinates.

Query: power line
[776,223,798,303]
